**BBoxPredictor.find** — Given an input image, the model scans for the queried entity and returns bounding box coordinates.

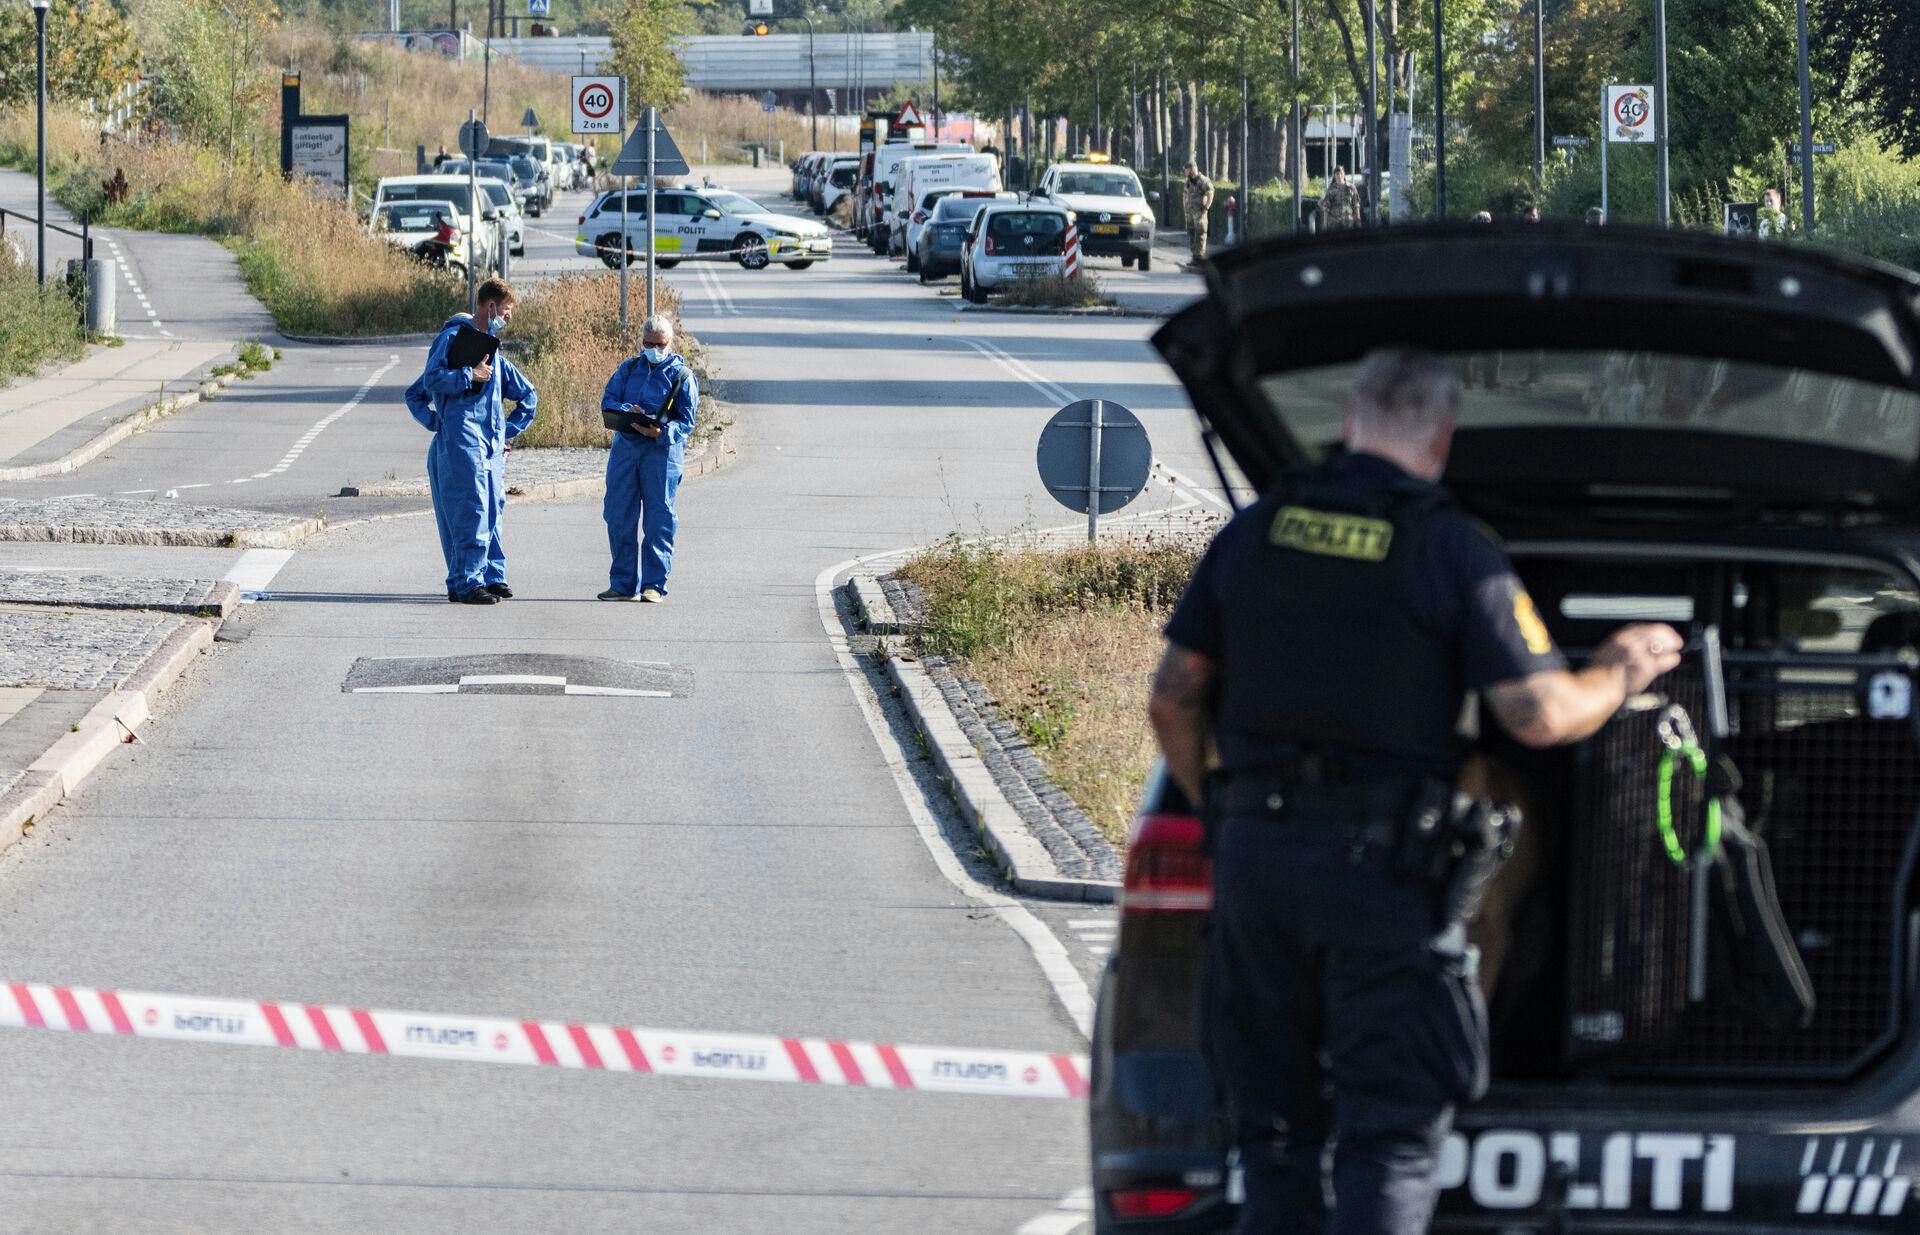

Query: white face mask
[641,346,669,364]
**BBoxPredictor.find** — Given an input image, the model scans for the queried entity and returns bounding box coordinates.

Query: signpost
[1552,135,1590,150]
[1600,84,1655,224]
[527,0,549,14]
[287,116,350,200]
[761,90,778,114]
[611,108,691,330]
[521,107,540,134]
[1036,399,1152,542]
[571,76,620,135]
[1788,141,1835,158]
[459,113,488,313]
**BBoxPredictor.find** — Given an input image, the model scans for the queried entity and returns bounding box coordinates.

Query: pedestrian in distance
[404,279,538,605]
[599,316,699,603]
[1183,161,1215,267]
[1148,348,1683,1235]
[1585,206,1606,225]
[1472,210,1495,223]
[1318,165,1362,231]
[1519,204,1541,222]
[1758,188,1789,238]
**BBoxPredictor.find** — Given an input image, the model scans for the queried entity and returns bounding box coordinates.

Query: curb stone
[850,574,1120,904]
[0,510,323,550]
[0,618,215,860]
[0,360,243,484]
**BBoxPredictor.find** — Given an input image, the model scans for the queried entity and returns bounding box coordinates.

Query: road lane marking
[0,978,1089,1099]
[230,354,400,486]
[1017,1188,1094,1234]
[815,553,1096,1039]
[221,548,294,600]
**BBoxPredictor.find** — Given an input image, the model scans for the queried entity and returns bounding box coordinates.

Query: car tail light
[983,233,998,255]
[1121,814,1211,913]
[577,214,586,224]
[912,209,929,224]
[1109,1188,1200,1219]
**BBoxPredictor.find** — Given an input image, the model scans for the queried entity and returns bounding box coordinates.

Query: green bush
[0,247,85,381]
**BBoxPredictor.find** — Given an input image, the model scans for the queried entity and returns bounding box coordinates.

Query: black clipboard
[602,371,687,436]
[446,323,500,372]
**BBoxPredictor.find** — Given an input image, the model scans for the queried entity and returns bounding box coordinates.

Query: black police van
[1091,225,1920,1232]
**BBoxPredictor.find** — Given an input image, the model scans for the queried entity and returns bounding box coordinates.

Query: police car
[575,185,833,271]
[1093,225,1920,1232]
[1027,155,1156,269]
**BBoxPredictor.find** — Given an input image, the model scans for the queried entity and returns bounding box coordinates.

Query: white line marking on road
[1086,946,1111,958]
[815,553,1094,1040]
[1017,1188,1094,1235]
[351,685,461,694]
[1066,918,1113,929]
[176,482,210,490]
[50,492,94,499]
[230,356,400,486]
[564,685,673,697]
[116,488,154,495]
[459,674,566,686]
[221,548,295,600]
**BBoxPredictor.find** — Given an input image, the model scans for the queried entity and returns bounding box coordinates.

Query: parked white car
[1026,160,1157,269]
[959,202,1070,303]
[473,178,524,256]
[372,175,504,274]
[576,185,833,270]
[370,198,471,272]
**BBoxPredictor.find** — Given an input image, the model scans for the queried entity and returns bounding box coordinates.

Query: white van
[867,141,973,254]
[895,154,1002,270]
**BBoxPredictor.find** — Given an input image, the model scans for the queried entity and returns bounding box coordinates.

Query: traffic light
[529,21,544,34]
[742,21,770,35]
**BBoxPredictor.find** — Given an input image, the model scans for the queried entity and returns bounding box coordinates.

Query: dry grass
[665,92,826,165]
[897,537,1206,845]
[0,240,86,381]
[997,269,1112,309]
[508,269,694,450]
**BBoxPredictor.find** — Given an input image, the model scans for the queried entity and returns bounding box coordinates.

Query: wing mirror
[703,208,722,219]
[1147,189,1162,203]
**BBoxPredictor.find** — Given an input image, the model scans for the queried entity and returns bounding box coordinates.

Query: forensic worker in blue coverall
[598,315,698,603]
[404,279,538,605]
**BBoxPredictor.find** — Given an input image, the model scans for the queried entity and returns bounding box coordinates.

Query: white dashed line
[226,354,400,485]
[116,488,155,495]
[175,482,209,490]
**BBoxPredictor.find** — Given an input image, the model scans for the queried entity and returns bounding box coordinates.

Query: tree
[609,0,695,113]
[1823,0,1920,159]
[0,0,141,110]
[149,0,280,169]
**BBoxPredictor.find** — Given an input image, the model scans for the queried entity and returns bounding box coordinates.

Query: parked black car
[1092,224,1920,1232]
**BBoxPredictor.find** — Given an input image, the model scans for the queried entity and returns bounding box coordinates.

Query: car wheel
[918,263,934,284]
[965,272,987,304]
[785,260,815,270]
[512,245,525,256]
[1138,251,1152,273]
[1121,253,1136,268]
[656,259,681,269]
[905,247,921,275]
[735,233,771,270]
[596,233,624,269]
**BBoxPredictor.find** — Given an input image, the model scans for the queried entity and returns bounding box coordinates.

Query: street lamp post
[1533,0,1546,190]
[31,0,48,285]
[1364,0,1379,225]
[1795,0,1816,234]
[1433,0,1446,219]
[798,10,818,150]
[1291,0,1302,232]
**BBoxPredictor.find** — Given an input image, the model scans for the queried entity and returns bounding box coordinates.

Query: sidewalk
[0,337,238,475]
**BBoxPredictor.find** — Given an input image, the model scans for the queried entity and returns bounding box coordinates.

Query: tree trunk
[1324,0,1367,99]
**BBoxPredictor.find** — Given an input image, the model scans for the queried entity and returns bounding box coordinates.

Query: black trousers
[1205,806,1489,1235]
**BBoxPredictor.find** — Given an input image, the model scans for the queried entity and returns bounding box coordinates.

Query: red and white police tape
[0,980,1090,1100]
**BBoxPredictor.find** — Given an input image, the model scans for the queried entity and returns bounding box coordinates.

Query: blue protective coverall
[405,315,537,595]
[600,353,698,596]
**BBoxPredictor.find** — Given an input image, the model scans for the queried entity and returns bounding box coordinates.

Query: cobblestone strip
[872,573,1124,890]
[0,497,320,549]
[0,570,240,616]
[0,606,189,690]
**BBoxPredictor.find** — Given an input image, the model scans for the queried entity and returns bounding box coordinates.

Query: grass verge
[0,242,86,382]
[508,270,719,452]
[996,269,1113,310]
[897,535,1209,844]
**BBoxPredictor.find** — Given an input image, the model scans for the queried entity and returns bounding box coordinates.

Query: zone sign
[572,75,622,135]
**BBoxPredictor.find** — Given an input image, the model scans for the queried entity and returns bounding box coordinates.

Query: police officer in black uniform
[1148,348,1682,1234]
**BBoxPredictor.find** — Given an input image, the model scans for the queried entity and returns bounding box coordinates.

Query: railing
[0,206,95,266]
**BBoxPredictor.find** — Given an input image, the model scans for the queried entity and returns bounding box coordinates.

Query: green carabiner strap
[1656,743,1723,866]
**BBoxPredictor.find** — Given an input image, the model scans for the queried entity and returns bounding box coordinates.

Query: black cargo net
[1567,664,1920,1079]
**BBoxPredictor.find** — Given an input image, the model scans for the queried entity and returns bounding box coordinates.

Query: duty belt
[1216,774,1421,825]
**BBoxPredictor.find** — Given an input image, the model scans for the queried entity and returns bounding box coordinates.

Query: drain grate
[343,654,693,698]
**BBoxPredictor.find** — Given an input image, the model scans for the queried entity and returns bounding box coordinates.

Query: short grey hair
[641,315,673,340]
[1346,348,1460,441]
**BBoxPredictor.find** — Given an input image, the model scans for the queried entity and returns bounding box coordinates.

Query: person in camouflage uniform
[1183,162,1215,266]
[1320,165,1362,230]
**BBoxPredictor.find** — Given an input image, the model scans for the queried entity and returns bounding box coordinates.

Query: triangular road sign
[610,107,692,177]
[521,107,540,129]
[895,101,925,128]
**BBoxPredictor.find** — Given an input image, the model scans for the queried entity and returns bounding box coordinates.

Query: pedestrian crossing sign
[527,0,551,15]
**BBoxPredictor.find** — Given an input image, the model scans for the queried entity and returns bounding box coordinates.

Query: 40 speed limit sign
[1606,84,1656,144]
[573,76,622,135]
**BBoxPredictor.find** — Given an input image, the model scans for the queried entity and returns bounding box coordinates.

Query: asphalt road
[0,162,1229,1233]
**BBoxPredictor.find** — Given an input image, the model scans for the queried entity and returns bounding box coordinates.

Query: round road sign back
[1036,399,1152,516]
[459,118,489,159]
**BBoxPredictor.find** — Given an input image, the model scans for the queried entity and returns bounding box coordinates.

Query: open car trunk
[1152,224,1920,1094]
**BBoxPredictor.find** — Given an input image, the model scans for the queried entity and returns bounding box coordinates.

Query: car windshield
[935,196,995,222]
[477,161,513,179]
[1054,171,1143,197]
[511,156,538,179]
[987,211,1067,244]
[376,202,452,231]
[478,182,511,208]
[1257,351,1920,465]
[704,191,761,215]
[382,182,474,213]
[830,167,857,187]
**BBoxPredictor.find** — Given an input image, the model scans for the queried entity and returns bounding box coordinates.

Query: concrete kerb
[0,618,215,860]
[850,572,1120,905]
[0,361,243,484]
[0,514,324,550]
